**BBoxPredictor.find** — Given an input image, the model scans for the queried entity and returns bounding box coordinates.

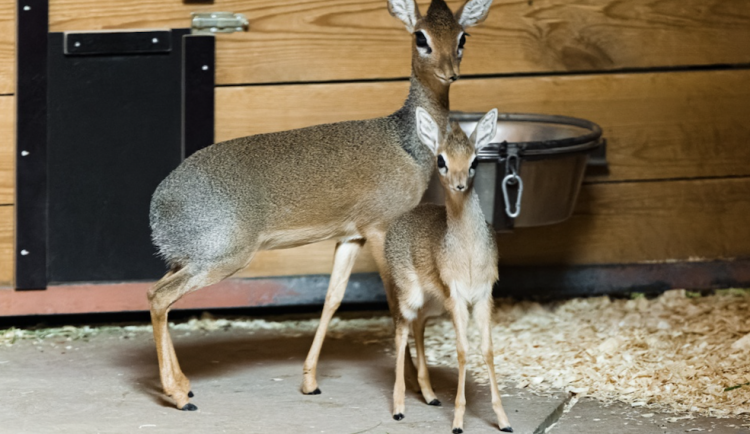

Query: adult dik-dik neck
[393,75,451,166]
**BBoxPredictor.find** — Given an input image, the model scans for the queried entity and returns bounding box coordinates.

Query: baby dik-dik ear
[470,108,498,151]
[388,0,421,33]
[416,107,440,155]
[455,0,494,28]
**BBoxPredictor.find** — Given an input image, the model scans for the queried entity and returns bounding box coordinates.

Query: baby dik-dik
[385,108,512,433]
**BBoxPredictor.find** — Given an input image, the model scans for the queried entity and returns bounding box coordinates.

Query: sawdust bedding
[3,289,749,419]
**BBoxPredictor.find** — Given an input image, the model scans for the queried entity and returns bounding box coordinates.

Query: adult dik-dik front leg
[302,239,365,394]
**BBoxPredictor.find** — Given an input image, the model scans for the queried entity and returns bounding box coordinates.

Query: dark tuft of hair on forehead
[426,0,461,27]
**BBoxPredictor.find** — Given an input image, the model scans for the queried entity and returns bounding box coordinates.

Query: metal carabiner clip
[501,173,523,219]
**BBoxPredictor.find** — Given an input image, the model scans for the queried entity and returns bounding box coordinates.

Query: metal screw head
[152,38,159,44]
[202,65,209,71]
[210,27,218,33]
[20,250,30,256]
[21,150,29,157]
[74,41,81,48]
[23,5,31,11]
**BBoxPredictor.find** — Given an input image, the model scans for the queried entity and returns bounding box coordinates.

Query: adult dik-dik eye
[437,154,446,169]
[458,33,467,50]
[415,31,432,54]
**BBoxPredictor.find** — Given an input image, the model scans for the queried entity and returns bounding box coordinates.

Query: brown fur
[147,0,494,410]
[384,109,512,432]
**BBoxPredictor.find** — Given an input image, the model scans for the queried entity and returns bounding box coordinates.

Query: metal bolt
[20,250,29,256]
[236,27,243,32]
[210,27,218,33]
[152,37,159,44]
[202,65,209,71]
[23,6,31,11]
[21,150,29,157]
[211,14,217,18]
[74,41,81,48]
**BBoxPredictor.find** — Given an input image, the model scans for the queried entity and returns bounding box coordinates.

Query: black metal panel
[16,0,49,290]
[182,35,215,157]
[46,29,190,283]
[64,30,172,56]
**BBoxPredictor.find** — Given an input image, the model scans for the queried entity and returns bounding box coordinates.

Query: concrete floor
[1,311,748,434]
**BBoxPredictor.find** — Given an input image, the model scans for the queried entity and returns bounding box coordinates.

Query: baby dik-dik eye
[415,31,432,54]
[458,33,468,55]
[469,157,478,175]
[437,154,447,171]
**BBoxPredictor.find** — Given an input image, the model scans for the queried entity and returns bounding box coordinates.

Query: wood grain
[216,69,750,182]
[3,176,749,286]
[497,177,750,265]
[0,0,13,94]
[0,96,14,205]
[47,0,750,85]
[0,205,12,287]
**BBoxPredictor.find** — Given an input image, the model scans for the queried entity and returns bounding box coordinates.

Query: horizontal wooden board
[2,176,749,286]
[0,96,14,205]
[216,69,750,183]
[47,0,750,85]
[0,0,13,94]
[0,205,11,286]
[498,177,750,265]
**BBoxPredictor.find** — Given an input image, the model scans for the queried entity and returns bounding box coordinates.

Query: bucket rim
[449,111,603,158]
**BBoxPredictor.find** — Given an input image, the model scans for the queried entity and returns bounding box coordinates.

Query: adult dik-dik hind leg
[148,257,249,410]
[302,239,365,394]
[474,296,513,432]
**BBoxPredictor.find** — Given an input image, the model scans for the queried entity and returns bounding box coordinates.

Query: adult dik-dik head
[389,0,492,93]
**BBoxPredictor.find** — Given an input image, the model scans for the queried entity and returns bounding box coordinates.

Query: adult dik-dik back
[148,0,494,410]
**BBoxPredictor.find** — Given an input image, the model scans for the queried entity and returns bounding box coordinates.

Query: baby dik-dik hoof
[428,399,442,406]
[304,388,322,395]
[181,403,198,411]
[499,427,513,432]
[452,428,463,434]
[393,413,405,421]
[188,391,194,398]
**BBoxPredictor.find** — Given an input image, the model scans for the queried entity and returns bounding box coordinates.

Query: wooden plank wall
[1,0,750,287]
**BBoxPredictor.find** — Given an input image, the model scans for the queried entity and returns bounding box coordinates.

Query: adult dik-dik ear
[455,0,494,28]
[388,0,421,33]
[470,108,498,151]
[416,107,440,155]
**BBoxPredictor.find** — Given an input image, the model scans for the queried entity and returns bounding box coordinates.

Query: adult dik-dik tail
[147,0,495,411]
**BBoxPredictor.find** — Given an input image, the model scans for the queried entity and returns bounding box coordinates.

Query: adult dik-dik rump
[148,0,494,410]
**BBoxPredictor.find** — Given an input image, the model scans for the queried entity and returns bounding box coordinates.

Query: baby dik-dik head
[415,107,498,194]
[388,0,494,85]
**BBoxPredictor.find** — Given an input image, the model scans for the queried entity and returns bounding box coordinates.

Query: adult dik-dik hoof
[500,427,514,432]
[181,403,198,411]
[393,413,404,421]
[188,391,194,398]
[428,399,441,406]
[452,428,463,434]
[304,388,322,395]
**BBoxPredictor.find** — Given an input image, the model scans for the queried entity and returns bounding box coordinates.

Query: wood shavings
[419,289,750,419]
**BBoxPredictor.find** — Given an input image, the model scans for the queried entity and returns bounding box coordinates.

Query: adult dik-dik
[148,0,494,410]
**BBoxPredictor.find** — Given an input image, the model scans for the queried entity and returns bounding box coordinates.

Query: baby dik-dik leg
[413,311,440,406]
[447,297,470,434]
[474,296,513,432]
[392,318,410,420]
[148,259,245,410]
[366,229,420,391]
[302,239,365,394]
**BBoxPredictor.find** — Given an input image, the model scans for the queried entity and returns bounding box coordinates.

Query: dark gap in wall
[215,62,750,89]
[584,173,750,186]
[0,93,13,97]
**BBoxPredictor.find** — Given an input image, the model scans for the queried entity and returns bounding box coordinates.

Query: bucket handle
[501,147,523,219]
